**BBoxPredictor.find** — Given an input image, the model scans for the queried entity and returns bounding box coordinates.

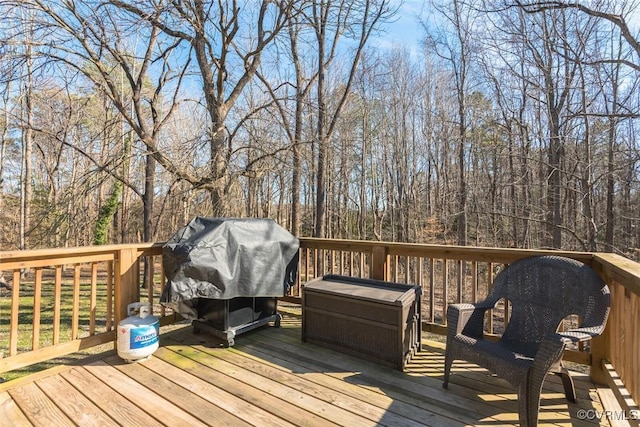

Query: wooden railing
[1,238,639,420]
[295,239,596,336]
[0,243,177,374]
[589,253,640,421]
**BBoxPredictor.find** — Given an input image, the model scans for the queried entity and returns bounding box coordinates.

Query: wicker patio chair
[442,255,610,427]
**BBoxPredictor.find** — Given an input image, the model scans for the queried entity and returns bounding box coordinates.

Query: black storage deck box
[302,275,422,370]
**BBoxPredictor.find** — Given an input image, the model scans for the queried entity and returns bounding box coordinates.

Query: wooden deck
[0,311,621,427]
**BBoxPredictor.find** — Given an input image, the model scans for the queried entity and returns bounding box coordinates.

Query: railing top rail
[593,253,640,296]
[298,237,594,263]
[0,242,164,263]
[3,238,595,261]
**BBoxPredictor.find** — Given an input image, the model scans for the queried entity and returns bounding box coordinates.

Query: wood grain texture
[36,374,117,427]
[0,313,618,427]
[60,367,163,427]
[8,382,74,426]
[0,391,31,426]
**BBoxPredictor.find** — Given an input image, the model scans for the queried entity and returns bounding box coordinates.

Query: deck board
[83,360,209,427]
[36,374,116,427]
[247,322,518,424]
[0,313,622,427]
[0,391,31,425]
[268,319,607,426]
[8,381,75,426]
[104,354,250,427]
[190,340,425,427]
[127,354,294,427]
[60,367,164,427]
[156,344,339,427]
[162,341,376,426]
[229,340,460,427]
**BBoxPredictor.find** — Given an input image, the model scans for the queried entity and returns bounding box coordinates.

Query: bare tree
[19,15,35,250]
[309,0,396,238]
[255,6,319,236]
[0,81,10,216]
[108,0,294,217]
[510,1,640,71]
[7,0,200,244]
[480,42,536,247]
[423,0,482,246]
[503,0,640,251]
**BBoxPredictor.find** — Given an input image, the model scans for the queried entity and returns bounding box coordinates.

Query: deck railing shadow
[224,311,602,426]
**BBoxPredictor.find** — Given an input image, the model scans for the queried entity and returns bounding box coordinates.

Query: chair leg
[517,374,545,427]
[554,367,576,403]
[443,355,453,389]
[517,386,530,427]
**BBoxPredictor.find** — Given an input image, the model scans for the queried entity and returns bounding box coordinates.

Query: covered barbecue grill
[161,217,299,346]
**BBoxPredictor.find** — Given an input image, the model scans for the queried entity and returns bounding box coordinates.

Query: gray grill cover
[160,217,299,319]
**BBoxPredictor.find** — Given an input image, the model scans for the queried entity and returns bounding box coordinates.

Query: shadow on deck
[0,312,619,426]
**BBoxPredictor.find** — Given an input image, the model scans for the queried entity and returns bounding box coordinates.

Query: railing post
[590,318,610,385]
[586,264,612,385]
[114,247,139,325]
[588,265,616,385]
[371,246,389,281]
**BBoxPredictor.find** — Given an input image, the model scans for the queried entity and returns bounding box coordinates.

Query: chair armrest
[446,303,492,339]
[558,326,602,343]
[532,333,569,373]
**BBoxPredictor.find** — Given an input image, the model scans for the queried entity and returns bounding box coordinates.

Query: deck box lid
[303,275,419,306]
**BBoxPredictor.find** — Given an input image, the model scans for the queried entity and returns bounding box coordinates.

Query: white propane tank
[117,302,159,362]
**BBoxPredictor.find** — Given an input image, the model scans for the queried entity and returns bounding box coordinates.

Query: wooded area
[0,0,639,260]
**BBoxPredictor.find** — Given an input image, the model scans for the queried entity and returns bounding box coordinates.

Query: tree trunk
[0,80,10,214]
[605,117,616,252]
[291,93,303,236]
[548,110,563,249]
[143,154,155,242]
[20,45,34,250]
[314,10,327,239]
[209,126,228,217]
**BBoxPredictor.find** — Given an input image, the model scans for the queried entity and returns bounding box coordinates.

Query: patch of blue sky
[371,0,426,56]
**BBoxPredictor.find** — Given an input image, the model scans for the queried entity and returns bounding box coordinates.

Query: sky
[379,0,640,54]
[373,0,426,55]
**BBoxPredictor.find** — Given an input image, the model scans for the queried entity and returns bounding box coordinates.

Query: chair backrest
[486,256,610,345]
